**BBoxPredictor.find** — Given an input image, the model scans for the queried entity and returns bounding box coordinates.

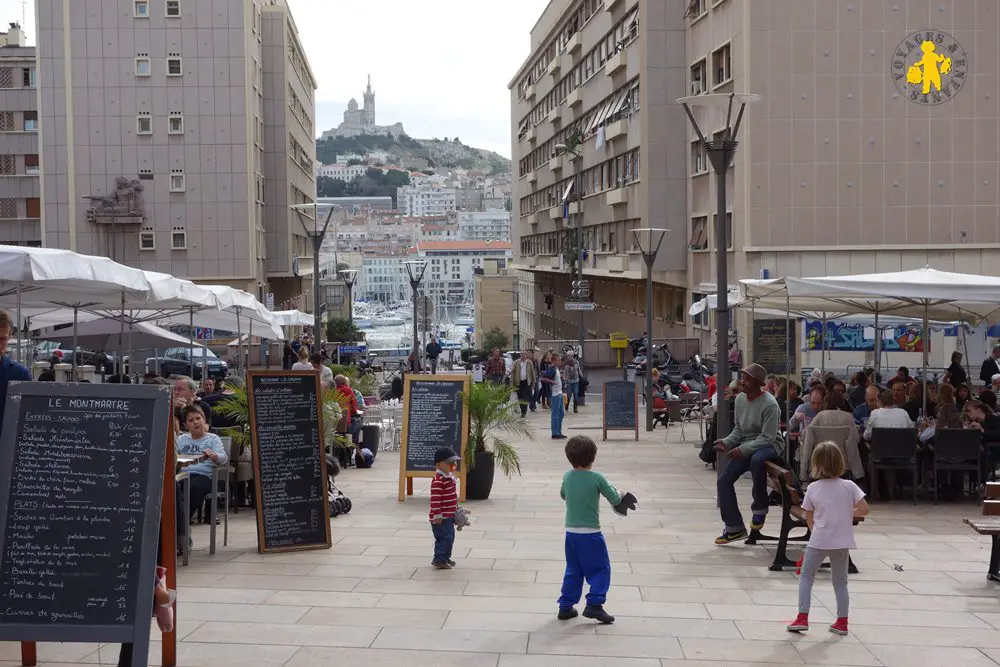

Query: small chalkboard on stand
[248,371,331,554]
[0,381,173,667]
[399,374,470,502]
[603,380,638,441]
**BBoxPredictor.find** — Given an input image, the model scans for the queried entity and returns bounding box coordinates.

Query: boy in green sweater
[557,435,636,624]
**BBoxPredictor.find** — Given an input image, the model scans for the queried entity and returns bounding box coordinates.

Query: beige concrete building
[512,0,1000,356]
[474,262,519,349]
[36,0,317,305]
[0,22,40,246]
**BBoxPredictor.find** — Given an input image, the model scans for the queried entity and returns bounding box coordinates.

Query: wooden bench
[964,482,1000,583]
[745,461,862,573]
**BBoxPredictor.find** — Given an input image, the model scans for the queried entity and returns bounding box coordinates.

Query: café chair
[800,425,855,482]
[869,427,919,503]
[175,470,191,567]
[209,436,236,554]
[930,428,982,504]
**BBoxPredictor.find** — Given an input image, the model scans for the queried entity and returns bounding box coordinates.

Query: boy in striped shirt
[430,447,461,569]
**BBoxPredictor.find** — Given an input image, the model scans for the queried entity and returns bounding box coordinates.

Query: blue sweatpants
[558,531,611,609]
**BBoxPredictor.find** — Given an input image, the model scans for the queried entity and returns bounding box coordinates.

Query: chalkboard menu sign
[399,374,469,502]
[0,382,171,665]
[753,319,795,375]
[603,381,638,441]
[248,371,331,553]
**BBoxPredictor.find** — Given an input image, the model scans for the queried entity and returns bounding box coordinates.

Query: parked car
[147,347,227,380]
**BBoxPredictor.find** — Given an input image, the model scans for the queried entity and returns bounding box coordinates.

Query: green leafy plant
[482,326,510,352]
[461,382,529,477]
[214,384,354,452]
[326,317,366,343]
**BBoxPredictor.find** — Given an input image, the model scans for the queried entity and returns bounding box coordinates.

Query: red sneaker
[786,613,809,632]
[829,617,848,635]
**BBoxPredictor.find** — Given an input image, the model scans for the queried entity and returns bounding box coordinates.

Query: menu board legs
[398,375,470,503]
[160,426,178,666]
[18,642,34,666]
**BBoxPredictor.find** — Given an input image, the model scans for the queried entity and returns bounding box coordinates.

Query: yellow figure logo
[906,41,952,94]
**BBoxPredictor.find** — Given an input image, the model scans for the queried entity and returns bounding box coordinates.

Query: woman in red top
[334,374,358,431]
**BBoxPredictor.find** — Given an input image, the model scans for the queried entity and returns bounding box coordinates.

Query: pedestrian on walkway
[536,350,552,409]
[425,334,442,375]
[787,441,869,636]
[429,447,461,569]
[511,349,537,417]
[541,353,566,439]
[484,347,506,384]
[556,435,623,625]
[563,352,581,413]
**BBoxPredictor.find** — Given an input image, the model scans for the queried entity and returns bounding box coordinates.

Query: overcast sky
[1,0,548,157]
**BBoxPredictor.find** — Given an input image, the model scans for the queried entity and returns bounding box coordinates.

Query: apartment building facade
[0,23,39,246]
[509,0,689,343]
[397,185,457,217]
[36,0,316,302]
[409,240,513,307]
[514,0,1000,356]
[457,210,511,241]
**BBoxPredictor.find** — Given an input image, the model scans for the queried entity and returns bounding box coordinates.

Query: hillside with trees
[316,133,510,175]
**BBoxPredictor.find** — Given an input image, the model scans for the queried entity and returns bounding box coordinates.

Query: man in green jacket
[713,362,781,545]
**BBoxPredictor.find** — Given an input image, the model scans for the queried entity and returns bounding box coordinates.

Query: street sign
[337,344,367,355]
[194,327,214,341]
[266,292,275,310]
[565,302,596,312]
[465,326,475,334]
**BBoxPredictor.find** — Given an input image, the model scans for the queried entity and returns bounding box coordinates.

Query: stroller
[325,455,353,518]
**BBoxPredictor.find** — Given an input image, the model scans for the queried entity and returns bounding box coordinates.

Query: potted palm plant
[461,381,530,500]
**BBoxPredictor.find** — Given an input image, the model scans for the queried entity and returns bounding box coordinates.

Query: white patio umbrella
[786,267,1000,416]
[0,245,154,372]
[42,319,204,351]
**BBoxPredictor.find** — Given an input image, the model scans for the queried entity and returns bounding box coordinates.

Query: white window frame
[165,0,181,17]
[139,231,155,250]
[135,57,151,77]
[167,113,184,135]
[690,59,707,95]
[169,172,186,193]
[134,0,150,18]
[166,57,183,77]
[136,115,152,135]
[170,230,187,250]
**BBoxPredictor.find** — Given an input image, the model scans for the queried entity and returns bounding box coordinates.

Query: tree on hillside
[347,158,363,166]
[317,176,347,198]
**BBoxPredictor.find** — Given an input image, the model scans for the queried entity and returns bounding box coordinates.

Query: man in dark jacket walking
[425,335,443,375]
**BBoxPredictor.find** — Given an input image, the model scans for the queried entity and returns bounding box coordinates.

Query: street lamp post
[678,92,760,443]
[291,203,338,345]
[555,140,585,365]
[339,269,359,325]
[633,228,668,432]
[405,260,428,371]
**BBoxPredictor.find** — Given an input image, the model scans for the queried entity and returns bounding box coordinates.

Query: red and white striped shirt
[429,470,458,521]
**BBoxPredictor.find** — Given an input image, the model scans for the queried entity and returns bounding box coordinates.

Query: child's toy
[612,492,638,517]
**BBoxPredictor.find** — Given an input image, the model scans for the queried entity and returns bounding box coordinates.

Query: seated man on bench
[714,362,783,545]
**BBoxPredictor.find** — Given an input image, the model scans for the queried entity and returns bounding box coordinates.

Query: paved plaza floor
[5,397,1000,666]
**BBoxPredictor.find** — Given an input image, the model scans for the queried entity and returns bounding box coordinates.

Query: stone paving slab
[4,398,1000,665]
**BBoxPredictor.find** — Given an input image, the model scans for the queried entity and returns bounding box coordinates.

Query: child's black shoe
[582,605,615,624]
[557,607,578,620]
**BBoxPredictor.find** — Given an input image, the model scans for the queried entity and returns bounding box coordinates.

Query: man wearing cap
[713,362,781,545]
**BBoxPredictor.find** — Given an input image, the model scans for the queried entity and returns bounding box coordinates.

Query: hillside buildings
[510,0,1000,355]
[0,22,39,247]
[397,185,457,217]
[36,0,318,307]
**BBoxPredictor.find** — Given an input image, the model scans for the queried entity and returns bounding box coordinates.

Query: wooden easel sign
[602,380,639,441]
[398,374,470,502]
[0,382,173,667]
[247,371,332,554]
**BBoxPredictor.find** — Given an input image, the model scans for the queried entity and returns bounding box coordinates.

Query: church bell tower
[363,75,375,129]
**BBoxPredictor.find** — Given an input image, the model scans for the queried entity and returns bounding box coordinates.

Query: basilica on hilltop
[321,76,406,139]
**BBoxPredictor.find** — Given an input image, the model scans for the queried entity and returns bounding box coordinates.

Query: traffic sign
[194,327,214,341]
[266,292,275,310]
[565,302,596,312]
[465,326,475,334]
[337,344,367,355]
